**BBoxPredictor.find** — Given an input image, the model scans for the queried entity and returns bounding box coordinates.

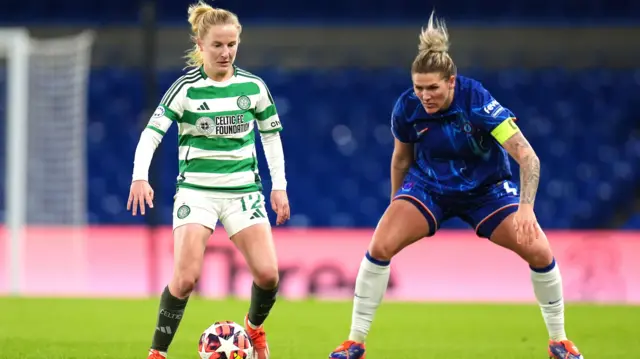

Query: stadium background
[0,0,639,301]
[0,1,639,358]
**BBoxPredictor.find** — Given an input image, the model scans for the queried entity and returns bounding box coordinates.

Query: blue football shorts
[393,173,520,239]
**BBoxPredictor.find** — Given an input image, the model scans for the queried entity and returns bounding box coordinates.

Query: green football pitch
[1,297,638,358]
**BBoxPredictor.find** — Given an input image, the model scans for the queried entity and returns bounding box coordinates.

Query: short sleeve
[470,83,520,145]
[255,80,283,134]
[390,96,417,143]
[145,76,188,136]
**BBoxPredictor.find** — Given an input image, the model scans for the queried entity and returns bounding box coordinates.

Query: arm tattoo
[519,150,540,204]
[505,133,540,205]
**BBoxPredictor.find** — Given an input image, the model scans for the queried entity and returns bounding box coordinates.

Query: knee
[170,225,209,298]
[171,268,200,298]
[368,239,398,262]
[524,244,554,269]
[253,265,279,289]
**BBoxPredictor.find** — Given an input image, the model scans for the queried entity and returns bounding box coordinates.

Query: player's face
[412,72,456,114]
[198,24,240,79]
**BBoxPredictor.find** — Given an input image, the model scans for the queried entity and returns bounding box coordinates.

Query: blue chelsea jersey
[391,75,521,196]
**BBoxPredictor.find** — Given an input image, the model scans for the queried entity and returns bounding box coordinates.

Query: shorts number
[503,182,518,196]
[240,194,262,211]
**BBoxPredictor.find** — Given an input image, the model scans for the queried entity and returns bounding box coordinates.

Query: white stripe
[256,114,282,131]
[179,143,256,161]
[180,171,256,188]
[146,116,173,133]
[178,121,255,138]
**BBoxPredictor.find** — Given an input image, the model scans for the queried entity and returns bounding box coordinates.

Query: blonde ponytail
[185,0,242,68]
[412,10,456,77]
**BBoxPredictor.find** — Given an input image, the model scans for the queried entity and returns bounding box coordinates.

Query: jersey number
[503,182,518,196]
[240,194,263,211]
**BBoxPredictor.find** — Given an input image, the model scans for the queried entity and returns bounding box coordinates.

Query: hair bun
[418,10,450,54]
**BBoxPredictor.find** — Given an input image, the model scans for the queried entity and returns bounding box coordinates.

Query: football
[198,321,253,359]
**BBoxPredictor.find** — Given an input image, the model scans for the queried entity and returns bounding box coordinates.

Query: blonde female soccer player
[329,11,584,359]
[127,2,289,358]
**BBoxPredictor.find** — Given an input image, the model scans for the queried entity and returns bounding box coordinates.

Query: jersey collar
[198,65,238,80]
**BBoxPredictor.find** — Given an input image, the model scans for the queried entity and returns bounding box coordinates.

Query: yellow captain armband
[490,117,520,145]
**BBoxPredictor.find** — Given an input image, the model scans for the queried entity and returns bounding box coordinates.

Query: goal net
[0,29,95,295]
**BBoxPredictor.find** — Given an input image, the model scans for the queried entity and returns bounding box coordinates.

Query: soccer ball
[198,320,253,359]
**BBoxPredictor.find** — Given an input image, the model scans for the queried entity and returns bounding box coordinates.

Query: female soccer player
[127,2,289,358]
[329,12,584,359]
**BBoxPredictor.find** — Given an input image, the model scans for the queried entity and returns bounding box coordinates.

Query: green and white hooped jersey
[145,66,283,193]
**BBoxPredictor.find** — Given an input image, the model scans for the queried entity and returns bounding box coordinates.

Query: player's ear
[447,75,456,87]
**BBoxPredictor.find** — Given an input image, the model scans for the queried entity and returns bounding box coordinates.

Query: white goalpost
[0,29,95,295]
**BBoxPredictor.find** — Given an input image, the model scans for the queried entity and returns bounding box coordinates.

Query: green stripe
[162,69,198,100]
[179,133,255,151]
[165,77,201,107]
[160,70,200,105]
[186,82,260,100]
[179,157,255,174]
[161,73,202,107]
[236,69,274,104]
[256,105,277,121]
[178,182,262,193]
[146,125,166,136]
[179,109,255,126]
[160,105,180,122]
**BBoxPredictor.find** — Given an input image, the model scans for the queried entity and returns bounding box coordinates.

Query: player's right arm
[391,139,415,199]
[127,78,185,215]
[390,95,416,200]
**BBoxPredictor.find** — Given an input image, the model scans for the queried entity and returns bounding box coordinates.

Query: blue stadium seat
[1,67,639,229]
[76,67,640,228]
[623,213,640,229]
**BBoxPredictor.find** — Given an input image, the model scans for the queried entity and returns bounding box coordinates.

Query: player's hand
[513,205,539,246]
[270,190,290,225]
[127,180,154,216]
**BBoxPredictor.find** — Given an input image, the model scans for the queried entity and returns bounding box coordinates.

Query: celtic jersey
[145,65,283,193]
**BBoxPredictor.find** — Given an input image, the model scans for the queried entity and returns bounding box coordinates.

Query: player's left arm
[493,119,540,206]
[255,80,286,191]
[255,80,290,224]
[471,88,540,207]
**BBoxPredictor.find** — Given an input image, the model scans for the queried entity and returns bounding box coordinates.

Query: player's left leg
[463,180,583,359]
[489,214,583,359]
[222,192,278,359]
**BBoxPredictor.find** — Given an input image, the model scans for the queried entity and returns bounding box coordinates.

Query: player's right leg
[329,177,441,359]
[148,188,217,358]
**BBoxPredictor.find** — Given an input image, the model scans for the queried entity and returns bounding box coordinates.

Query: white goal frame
[1,28,95,296]
[0,29,29,296]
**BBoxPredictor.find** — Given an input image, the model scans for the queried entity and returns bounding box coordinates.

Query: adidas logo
[197,102,210,111]
[156,326,173,335]
[250,209,266,220]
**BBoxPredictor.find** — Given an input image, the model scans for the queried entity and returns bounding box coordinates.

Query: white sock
[530,258,567,341]
[348,252,391,343]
